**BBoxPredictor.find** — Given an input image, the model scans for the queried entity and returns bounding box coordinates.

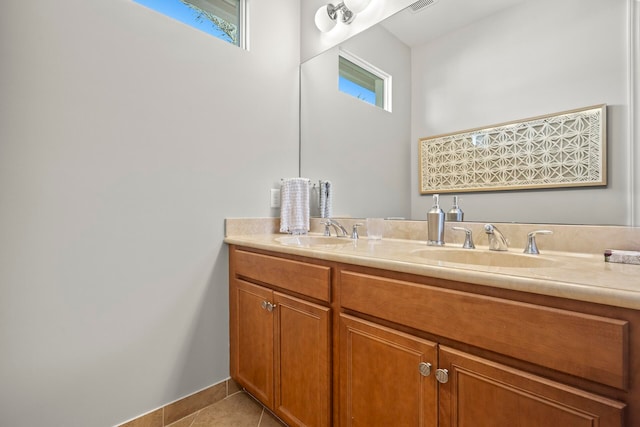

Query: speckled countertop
[224,218,640,310]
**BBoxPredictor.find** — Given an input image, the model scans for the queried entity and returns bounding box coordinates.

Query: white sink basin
[276,235,350,248]
[410,248,562,268]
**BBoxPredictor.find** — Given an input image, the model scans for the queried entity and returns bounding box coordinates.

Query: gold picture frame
[419,104,607,194]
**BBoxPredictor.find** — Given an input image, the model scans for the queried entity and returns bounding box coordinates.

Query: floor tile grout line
[257,408,265,427]
[185,409,198,427]
[164,405,204,427]
[165,382,244,427]
[161,388,288,427]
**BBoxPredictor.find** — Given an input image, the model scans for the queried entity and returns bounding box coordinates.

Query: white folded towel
[319,180,332,218]
[280,178,310,234]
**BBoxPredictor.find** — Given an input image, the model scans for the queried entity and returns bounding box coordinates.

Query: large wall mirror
[300,0,638,225]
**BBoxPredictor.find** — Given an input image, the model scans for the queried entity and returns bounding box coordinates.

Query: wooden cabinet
[229,245,637,426]
[231,279,274,406]
[338,314,624,427]
[338,314,438,427]
[339,270,628,390]
[438,346,625,427]
[229,248,331,427]
[274,291,330,427]
[338,268,628,427]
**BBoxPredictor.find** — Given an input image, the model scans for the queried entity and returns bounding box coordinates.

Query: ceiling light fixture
[314,0,372,32]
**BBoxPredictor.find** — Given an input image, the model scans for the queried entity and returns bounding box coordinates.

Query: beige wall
[0,0,299,425]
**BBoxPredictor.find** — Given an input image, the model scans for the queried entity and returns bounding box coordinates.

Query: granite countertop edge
[224,234,640,311]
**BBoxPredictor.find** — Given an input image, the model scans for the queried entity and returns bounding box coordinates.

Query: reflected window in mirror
[338,50,392,112]
[133,0,247,48]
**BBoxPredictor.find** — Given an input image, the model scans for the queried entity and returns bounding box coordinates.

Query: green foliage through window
[134,0,244,47]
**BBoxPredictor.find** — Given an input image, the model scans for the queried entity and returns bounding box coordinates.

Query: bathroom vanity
[226,219,640,427]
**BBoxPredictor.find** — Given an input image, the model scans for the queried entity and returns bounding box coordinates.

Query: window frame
[338,49,392,112]
[237,0,248,50]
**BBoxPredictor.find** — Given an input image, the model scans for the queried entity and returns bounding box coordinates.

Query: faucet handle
[524,230,553,254]
[321,220,332,236]
[451,227,475,249]
[351,223,363,240]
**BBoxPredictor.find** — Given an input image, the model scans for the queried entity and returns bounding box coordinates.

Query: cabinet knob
[260,301,277,312]
[418,362,432,377]
[435,369,449,384]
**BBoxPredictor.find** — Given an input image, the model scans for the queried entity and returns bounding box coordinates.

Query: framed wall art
[419,104,607,194]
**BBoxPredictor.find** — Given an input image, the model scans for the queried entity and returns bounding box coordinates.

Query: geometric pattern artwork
[419,105,607,194]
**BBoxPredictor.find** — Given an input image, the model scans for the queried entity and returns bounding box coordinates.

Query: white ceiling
[380,0,525,47]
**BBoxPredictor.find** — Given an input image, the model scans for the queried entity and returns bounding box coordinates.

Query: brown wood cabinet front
[229,247,636,426]
[230,278,331,427]
[230,279,274,406]
[275,292,331,427]
[337,313,625,427]
[438,346,626,427]
[339,314,438,427]
[340,270,628,390]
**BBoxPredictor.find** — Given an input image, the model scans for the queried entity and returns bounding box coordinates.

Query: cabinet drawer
[234,249,331,302]
[340,270,628,389]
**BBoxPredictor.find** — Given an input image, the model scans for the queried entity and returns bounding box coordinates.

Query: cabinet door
[339,314,438,427]
[438,346,625,427]
[274,292,331,427]
[230,279,274,407]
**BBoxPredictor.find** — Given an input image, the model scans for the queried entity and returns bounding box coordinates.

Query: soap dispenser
[427,194,445,246]
[446,196,464,222]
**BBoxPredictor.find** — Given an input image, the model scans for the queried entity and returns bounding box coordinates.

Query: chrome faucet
[322,219,349,237]
[484,224,508,251]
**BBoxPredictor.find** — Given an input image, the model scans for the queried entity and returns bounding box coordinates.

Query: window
[338,50,391,112]
[134,0,246,48]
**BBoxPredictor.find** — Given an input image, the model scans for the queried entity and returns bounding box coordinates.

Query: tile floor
[166,391,286,427]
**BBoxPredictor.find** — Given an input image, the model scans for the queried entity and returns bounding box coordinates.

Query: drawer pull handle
[418,362,432,377]
[435,369,449,384]
[261,300,268,310]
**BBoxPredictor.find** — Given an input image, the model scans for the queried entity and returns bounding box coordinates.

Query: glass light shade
[315,5,337,32]
[344,0,371,14]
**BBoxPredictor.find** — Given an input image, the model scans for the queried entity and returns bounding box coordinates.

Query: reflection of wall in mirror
[407,0,633,225]
[301,24,411,218]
